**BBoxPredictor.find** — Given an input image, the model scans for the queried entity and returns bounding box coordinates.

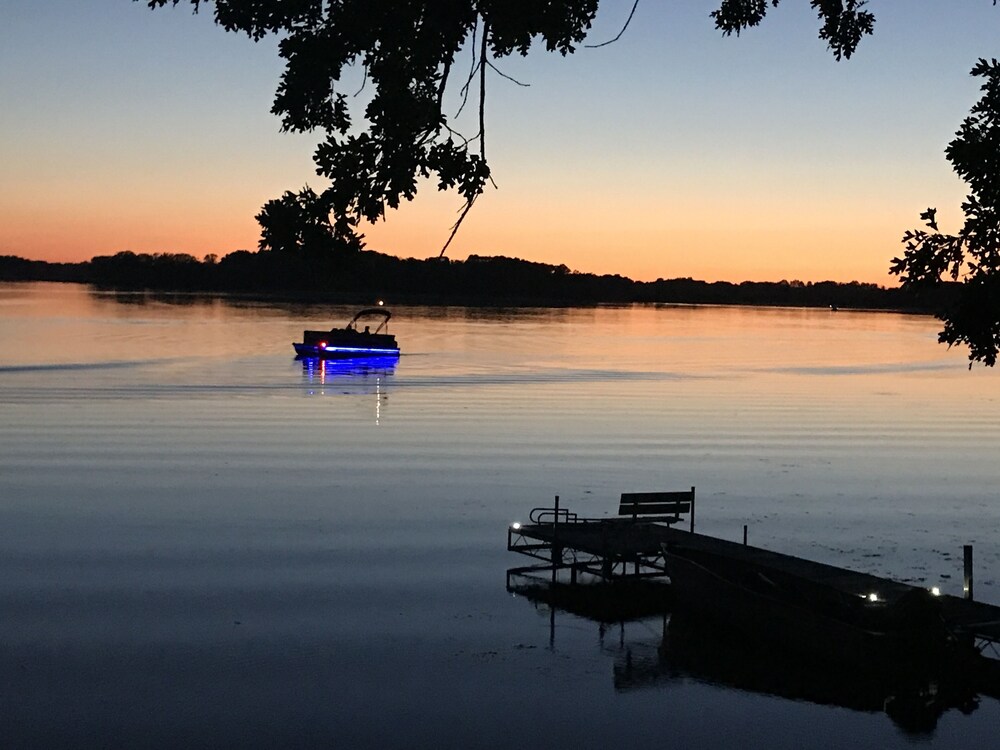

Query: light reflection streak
[298,355,398,425]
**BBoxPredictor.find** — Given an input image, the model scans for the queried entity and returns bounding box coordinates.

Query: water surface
[1,282,998,747]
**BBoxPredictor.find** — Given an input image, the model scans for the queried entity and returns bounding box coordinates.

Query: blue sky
[2,1,998,282]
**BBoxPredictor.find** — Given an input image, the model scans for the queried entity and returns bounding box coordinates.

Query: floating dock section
[507,513,1000,652]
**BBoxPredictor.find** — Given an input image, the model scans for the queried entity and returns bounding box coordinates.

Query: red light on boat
[318,341,327,348]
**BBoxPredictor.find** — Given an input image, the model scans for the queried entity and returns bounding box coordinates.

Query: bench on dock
[618,488,695,532]
[523,488,696,531]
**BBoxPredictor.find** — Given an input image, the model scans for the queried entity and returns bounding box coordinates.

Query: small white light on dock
[930,586,941,597]
[867,593,879,603]
[511,522,522,530]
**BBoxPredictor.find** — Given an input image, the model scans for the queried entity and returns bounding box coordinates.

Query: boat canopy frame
[347,308,391,334]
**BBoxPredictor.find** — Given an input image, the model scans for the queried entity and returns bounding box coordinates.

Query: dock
[507,498,1000,652]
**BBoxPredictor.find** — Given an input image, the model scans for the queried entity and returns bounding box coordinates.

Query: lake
[1,281,998,747]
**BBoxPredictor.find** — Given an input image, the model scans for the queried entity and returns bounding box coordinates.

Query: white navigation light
[511,522,522,531]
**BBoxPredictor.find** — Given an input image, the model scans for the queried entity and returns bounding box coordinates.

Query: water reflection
[628,614,985,737]
[298,354,399,382]
[297,354,398,424]
[507,576,998,738]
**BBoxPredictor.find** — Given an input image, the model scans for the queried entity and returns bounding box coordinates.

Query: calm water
[1,282,999,747]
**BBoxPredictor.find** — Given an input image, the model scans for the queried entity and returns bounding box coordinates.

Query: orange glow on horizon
[0,201,908,286]
[3,0,990,292]
[1,167,950,287]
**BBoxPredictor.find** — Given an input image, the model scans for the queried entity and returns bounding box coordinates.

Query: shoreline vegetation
[0,250,951,311]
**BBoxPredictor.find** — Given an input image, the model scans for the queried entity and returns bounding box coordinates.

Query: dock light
[511,522,522,531]
[931,586,941,597]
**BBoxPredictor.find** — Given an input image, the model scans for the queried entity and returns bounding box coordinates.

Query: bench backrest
[618,487,695,532]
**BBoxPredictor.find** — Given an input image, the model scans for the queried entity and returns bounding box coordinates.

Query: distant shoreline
[0,251,947,314]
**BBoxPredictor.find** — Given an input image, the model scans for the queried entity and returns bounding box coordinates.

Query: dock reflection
[507,574,997,737]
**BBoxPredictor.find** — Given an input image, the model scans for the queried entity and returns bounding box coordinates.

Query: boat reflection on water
[298,353,400,383]
[297,354,399,424]
[506,574,998,738]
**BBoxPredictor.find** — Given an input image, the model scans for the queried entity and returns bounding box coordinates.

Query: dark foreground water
[1,282,999,747]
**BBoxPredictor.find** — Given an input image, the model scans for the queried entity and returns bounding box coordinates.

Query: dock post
[690,486,696,533]
[964,544,974,601]
[743,525,748,546]
[551,495,561,583]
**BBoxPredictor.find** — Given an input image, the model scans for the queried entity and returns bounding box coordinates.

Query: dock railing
[507,490,695,585]
[529,506,579,524]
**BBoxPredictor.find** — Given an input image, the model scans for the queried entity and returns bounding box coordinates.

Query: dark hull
[293,342,400,358]
[294,327,399,358]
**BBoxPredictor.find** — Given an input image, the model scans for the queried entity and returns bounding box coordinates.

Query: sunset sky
[2,1,997,284]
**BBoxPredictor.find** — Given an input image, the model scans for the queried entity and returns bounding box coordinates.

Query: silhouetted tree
[257,187,353,255]
[892,59,1000,367]
[142,1,874,254]
[142,2,1000,364]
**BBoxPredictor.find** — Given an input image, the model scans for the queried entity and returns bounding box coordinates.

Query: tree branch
[586,0,640,48]
[486,61,529,87]
[438,194,478,259]
[479,20,488,161]
[456,16,480,118]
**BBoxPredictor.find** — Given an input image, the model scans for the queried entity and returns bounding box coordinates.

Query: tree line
[0,250,947,311]
[134,2,999,365]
